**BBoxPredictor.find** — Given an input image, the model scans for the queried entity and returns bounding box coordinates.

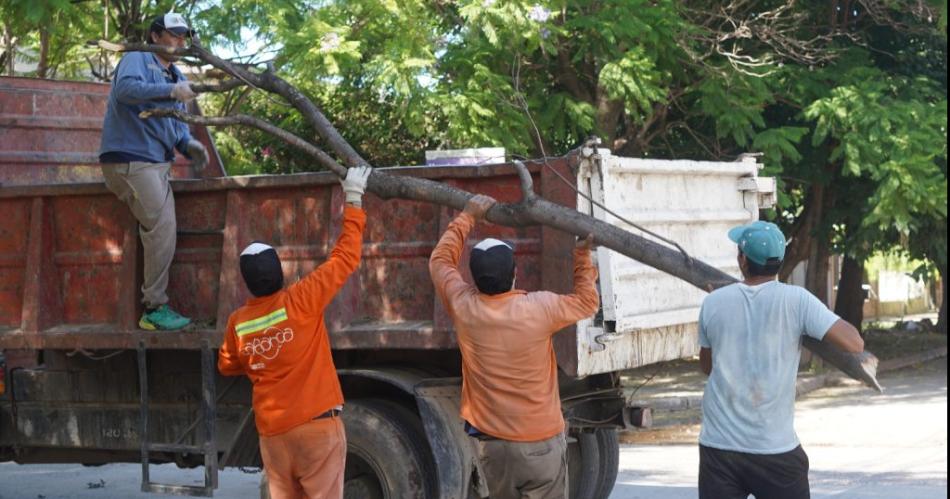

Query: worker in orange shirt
[218,166,372,499]
[429,194,600,499]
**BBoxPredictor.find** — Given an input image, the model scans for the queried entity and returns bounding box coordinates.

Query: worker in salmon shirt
[429,194,600,499]
[218,166,371,499]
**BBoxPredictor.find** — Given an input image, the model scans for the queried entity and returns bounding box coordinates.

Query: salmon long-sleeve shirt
[429,212,600,442]
[218,205,366,437]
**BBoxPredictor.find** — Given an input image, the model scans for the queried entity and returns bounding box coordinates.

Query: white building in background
[787,256,938,320]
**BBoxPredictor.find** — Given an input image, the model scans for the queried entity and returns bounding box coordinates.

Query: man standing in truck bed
[429,194,600,499]
[218,166,371,499]
[698,220,865,499]
[99,13,209,331]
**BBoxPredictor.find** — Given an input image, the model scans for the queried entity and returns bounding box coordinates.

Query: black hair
[147,20,164,44]
[740,249,783,277]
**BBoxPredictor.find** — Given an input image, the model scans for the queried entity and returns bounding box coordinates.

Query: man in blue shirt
[99,13,209,330]
[698,221,865,499]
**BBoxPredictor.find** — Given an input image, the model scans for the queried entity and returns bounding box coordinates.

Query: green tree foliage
[0,0,182,79]
[5,0,946,322]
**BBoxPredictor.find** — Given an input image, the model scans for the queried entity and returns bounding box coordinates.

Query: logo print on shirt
[241,327,294,360]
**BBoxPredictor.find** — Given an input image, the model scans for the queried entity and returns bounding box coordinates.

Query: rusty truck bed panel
[0,162,577,351]
[0,76,224,187]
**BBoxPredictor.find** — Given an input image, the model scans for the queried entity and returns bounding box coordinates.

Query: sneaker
[139,304,192,331]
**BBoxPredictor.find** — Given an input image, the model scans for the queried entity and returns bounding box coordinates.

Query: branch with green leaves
[102,38,883,391]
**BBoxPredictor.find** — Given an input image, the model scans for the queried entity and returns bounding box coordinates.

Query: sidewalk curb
[878,347,948,372]
[632,348,948,414]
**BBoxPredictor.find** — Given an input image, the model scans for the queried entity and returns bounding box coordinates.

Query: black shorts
[699,444,810,499]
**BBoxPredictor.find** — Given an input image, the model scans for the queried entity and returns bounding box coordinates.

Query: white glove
[186,139,209,174]
[170,81,195,102]
[341,166,372,206]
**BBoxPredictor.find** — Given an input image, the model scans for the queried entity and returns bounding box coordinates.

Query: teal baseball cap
[728,221,786,265]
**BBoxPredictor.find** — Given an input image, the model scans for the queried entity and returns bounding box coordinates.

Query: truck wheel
[592,428,620,499]
[343,398,435,499]
[567,431,600,499]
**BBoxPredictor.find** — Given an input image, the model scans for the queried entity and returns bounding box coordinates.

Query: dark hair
[147,22,163,44]
[738,248,782,276]
[746,254,783,276]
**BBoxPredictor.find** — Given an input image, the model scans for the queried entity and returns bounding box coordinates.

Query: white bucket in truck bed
[574,150,775,376]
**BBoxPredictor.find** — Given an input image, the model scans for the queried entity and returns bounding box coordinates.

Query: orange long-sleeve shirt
[429,212,600,442]
[218,205,366,437]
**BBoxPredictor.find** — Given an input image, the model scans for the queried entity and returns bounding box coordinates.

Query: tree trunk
[3,24,14,76]
[938,264,947,335]
[594,85,624,145]
[834,256,865,334]
[804,184,836,304]
[37,27,50,78]
[780,183,824,282]
[805,239,831,305]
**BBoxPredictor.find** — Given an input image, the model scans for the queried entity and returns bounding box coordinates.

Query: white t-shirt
[698,281,839,454]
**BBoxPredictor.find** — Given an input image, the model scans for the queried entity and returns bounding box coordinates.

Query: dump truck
[0,75,775,498]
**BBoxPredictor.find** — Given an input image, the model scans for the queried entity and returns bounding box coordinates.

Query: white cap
[473,238,512,251]
[155,13,193,36]
[241,242,274,256]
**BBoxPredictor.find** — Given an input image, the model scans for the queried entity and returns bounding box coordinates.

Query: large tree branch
[190,79,246,94]
[140,109,346,176]
[107,39,881,391]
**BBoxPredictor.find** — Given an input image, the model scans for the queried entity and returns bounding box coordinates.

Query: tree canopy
[2,0,946,331]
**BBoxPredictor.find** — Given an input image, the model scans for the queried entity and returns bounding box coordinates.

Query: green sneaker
[139,304,192,331]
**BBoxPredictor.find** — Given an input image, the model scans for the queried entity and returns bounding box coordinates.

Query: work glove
[341,166,372,206]
[170,81,196,102]
[463,194,496,221]
[186,139,209,174]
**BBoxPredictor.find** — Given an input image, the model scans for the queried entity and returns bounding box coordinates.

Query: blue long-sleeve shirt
[99,51,193,163]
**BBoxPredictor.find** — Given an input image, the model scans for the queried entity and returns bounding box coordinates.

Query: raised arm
[287,167,370,314]
[540,234,600,332]
[429,195,495,307]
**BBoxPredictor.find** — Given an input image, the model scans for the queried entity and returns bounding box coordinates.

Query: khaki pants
[100,162,176,309]
[475,433,568,499]
[259,417,347,499]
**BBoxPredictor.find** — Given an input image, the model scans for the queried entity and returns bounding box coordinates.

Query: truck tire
[592,428,620,499]
[567,431,600,499]
[343,398,435,499]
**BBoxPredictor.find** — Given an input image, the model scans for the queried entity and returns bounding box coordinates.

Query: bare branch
[511,160,537,203]
[856,0,942,33]
[93,39,187,57]
[190,79,247,94]
[678,1,855,69]
[139,108,347,177]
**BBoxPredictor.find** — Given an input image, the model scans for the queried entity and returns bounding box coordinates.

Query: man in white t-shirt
[698,221,865,499]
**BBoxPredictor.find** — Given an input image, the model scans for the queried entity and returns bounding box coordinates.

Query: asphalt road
[609,357,948,499]
[0,358,945,499]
